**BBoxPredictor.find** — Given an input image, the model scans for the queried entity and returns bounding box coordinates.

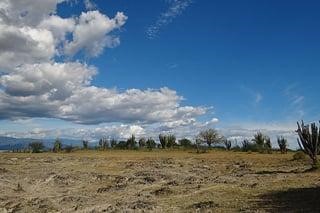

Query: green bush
[146,138,156,150]
[179,138,193,149]
[29,141,44,153]
[53,139,62,152]
[241,139,258,152]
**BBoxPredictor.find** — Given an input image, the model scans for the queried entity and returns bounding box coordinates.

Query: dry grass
[0,150,319,212]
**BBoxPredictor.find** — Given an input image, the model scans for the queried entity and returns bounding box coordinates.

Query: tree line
[25,120,320,168]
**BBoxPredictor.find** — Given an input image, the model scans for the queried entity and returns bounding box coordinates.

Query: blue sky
[0,0,319,147]
[69,0,320,123]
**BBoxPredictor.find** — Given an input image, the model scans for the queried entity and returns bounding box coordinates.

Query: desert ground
[0,150,319,212]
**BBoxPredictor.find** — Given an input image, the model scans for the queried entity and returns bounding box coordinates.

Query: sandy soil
[0,150,319,212]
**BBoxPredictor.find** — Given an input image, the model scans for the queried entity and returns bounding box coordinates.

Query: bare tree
[197,129,222,148]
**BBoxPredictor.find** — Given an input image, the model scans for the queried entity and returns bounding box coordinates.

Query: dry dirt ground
[0,150,320,212]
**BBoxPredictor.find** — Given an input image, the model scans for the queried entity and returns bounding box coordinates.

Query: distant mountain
[0,136,83,150]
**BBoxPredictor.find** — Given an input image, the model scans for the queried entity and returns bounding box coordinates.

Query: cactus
[277,136,287,154]
[296,120,320,167]
[224,140,232,151]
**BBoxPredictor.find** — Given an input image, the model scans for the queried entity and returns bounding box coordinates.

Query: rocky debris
[0,168,8,173]
[189,201,218,210]
[151,187,173,196]
[128,200,156,210]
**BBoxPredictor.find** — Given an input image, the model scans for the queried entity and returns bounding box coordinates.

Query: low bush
[292,151,307,161]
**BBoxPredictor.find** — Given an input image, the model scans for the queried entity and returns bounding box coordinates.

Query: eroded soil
[0,150,319,212]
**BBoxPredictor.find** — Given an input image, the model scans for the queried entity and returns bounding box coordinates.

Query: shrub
[110,139,117,148]
[64,145,73,153]
[166,134,176,148]
[292,151,307,161]
[195,138,207,153]
[116,141,127,149]
[146,138,156,150]
[179,138,193,149]
[29,141,44,153]
[252,132,272,153]
[53,139,62,152]
[241,139,257,152]
[99,138,109,150]
[277,136,287,154]
[138,138,146,148]
[126,135,137,149]
[82,140,89,149]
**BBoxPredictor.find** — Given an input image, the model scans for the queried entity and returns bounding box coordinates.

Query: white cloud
[84,0,97,10]
[38,15,75,44]
[146,0,192,39]
[283,84,305,119]
[0,0,65,26]
[0,24,55,72]
[0,0,210,135]
[0,62,207,124]
[64,11,127,57]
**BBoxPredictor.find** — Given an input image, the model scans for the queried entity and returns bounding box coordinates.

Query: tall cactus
[296,120,320,167]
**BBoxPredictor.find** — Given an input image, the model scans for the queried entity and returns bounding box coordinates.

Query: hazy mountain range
[0,136,85,150]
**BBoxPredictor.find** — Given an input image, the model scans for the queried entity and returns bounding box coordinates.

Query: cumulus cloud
[0,0,64,26]
[64,11,127,57]
[0,24,55,71]
[146,0,192,39]
[0,62,206,124]
[0,0,210,140]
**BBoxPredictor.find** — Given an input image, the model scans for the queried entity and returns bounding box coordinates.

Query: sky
[0,0,320,148]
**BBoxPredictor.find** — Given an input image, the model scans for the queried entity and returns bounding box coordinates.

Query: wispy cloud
[255,92,263,104]
[84,0,97,10]
[146,0,192,39]
[283,83,305,118]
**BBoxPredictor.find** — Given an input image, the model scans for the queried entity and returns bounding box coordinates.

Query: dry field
[0,150,320,212]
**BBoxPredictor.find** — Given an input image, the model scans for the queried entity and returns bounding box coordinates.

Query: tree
[99,138,109,150]
[166,134,176,148]
[126,135,136,149]
[179,138,193,148]
[53,138,62,152]
[296,120,320,167]
[138,138,146,148]
[29,141,44,153]
[197,129,222,147]
[82,140,89,149]
[159,134,167,149]
[110,138,117,148]
[146,138,156,150]
[277,136,287,154]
